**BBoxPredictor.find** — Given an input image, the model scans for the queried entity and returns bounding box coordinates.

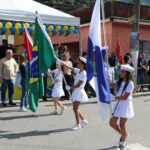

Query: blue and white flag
[86,0,110,120]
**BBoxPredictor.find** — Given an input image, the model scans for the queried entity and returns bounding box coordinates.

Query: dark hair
[82,52,87,57]
[2,39,7,43]
[117,71,132,93]
[124,55,130,64]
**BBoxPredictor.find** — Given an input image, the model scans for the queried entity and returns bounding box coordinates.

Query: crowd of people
[0,40,149,110]
[108,51,150,91]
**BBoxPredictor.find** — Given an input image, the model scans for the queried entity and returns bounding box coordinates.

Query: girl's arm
[61,61,74,72]
[72,80,83,90]
[115,92,130,101]
[48,69,51,74]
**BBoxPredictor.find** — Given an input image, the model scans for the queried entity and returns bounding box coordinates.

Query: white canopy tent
[0,0,80,26]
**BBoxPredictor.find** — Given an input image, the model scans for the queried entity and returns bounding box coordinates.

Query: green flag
[29,15,56,112]
[34,16,56,98]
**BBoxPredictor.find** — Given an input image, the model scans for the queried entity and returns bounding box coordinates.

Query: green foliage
[36,0,150,7]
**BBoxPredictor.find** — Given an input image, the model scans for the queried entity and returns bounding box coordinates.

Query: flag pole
[101,0,112,117]
[35,12,71,99]
[59,65,72,98]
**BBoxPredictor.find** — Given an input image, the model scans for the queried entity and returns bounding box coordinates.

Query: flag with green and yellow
[29,14,56,112]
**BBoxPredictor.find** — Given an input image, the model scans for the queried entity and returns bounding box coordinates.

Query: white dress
[51,69,65,98]
[72,68,88,102]
[113,81,134,118]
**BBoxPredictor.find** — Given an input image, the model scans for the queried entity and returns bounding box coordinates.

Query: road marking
[127,143,150,150]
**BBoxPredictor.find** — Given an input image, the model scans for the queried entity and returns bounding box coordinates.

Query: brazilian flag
[29,15,56,112]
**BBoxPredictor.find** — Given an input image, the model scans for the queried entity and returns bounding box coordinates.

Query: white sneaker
[60,106,67,115]
[71,124,81,131]
[119,142,127,150]
[20,107,28,112]
[80,120,88,128]
[53,110,59,115]
[118,137,122,147]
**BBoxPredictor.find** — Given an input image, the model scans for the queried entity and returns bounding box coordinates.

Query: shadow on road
[144,99,150,102]
[46,101,98,107]
[0,130,10,133]
[0,109,20,113]
[98,146,118,150]
[0,113,52,121]
[0,128,71,139]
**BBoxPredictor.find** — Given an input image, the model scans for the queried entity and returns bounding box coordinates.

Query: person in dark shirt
[124,53,134,67]
[138,53,149,92]
[109,52,119,67]
[19,56,28,112]
[0,39,11,59]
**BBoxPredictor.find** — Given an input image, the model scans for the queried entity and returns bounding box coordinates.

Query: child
[62,56,88,130]
[49,63,67,115]
[109,64,135,150]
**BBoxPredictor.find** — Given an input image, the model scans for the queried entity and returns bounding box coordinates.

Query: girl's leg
[53,97,58,111]
[78,111,85,120]
[57,100,64,108]
[109,117,122,134]
[119,118,128,142]
[20,79,26,109]
[73,101,80,125]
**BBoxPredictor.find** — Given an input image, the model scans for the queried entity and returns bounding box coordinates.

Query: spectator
[19,56,28,112]
[138,53,149,92]
[125,53,134,67]
[54,45,59,57]
[58,44,68,60]
[108,52,119,67]
[0,39,12,59]
[82,52,87,58]
[62,53,73,100]
[42,73,48,101]
[0,50,18,107]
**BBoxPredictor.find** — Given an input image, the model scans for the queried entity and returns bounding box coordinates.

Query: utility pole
[130,0,140,89]
[132,0,140,32]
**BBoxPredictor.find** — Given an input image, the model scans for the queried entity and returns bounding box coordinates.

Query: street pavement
[0,94,150,150]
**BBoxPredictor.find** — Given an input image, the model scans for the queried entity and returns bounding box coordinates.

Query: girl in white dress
[48,64,67,115]
[61,56,88,130]
[109,64,135,150]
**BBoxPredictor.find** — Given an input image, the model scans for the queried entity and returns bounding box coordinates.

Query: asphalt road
[0,94,150,150]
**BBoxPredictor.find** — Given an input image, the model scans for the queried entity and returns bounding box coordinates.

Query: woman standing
[62,56,88,130]
[109,64,135,150]
[19,56,28,112]
[62,53,73,100]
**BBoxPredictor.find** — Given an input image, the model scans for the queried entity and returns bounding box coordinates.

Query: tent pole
[79,27,82,56]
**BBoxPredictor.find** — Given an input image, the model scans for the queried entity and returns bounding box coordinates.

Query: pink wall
[81,22,113,53]
[80,21,150,55]
[51,34,79,45]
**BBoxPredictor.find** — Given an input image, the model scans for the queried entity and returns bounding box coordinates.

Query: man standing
[0,39,11,59]
[138,52,149,92]
[0,50,18,107]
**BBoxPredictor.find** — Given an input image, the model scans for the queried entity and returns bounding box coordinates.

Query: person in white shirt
[109,64,135,150]
[62,53,73,100]
[61,56,88,131]
[48,64,67,115]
